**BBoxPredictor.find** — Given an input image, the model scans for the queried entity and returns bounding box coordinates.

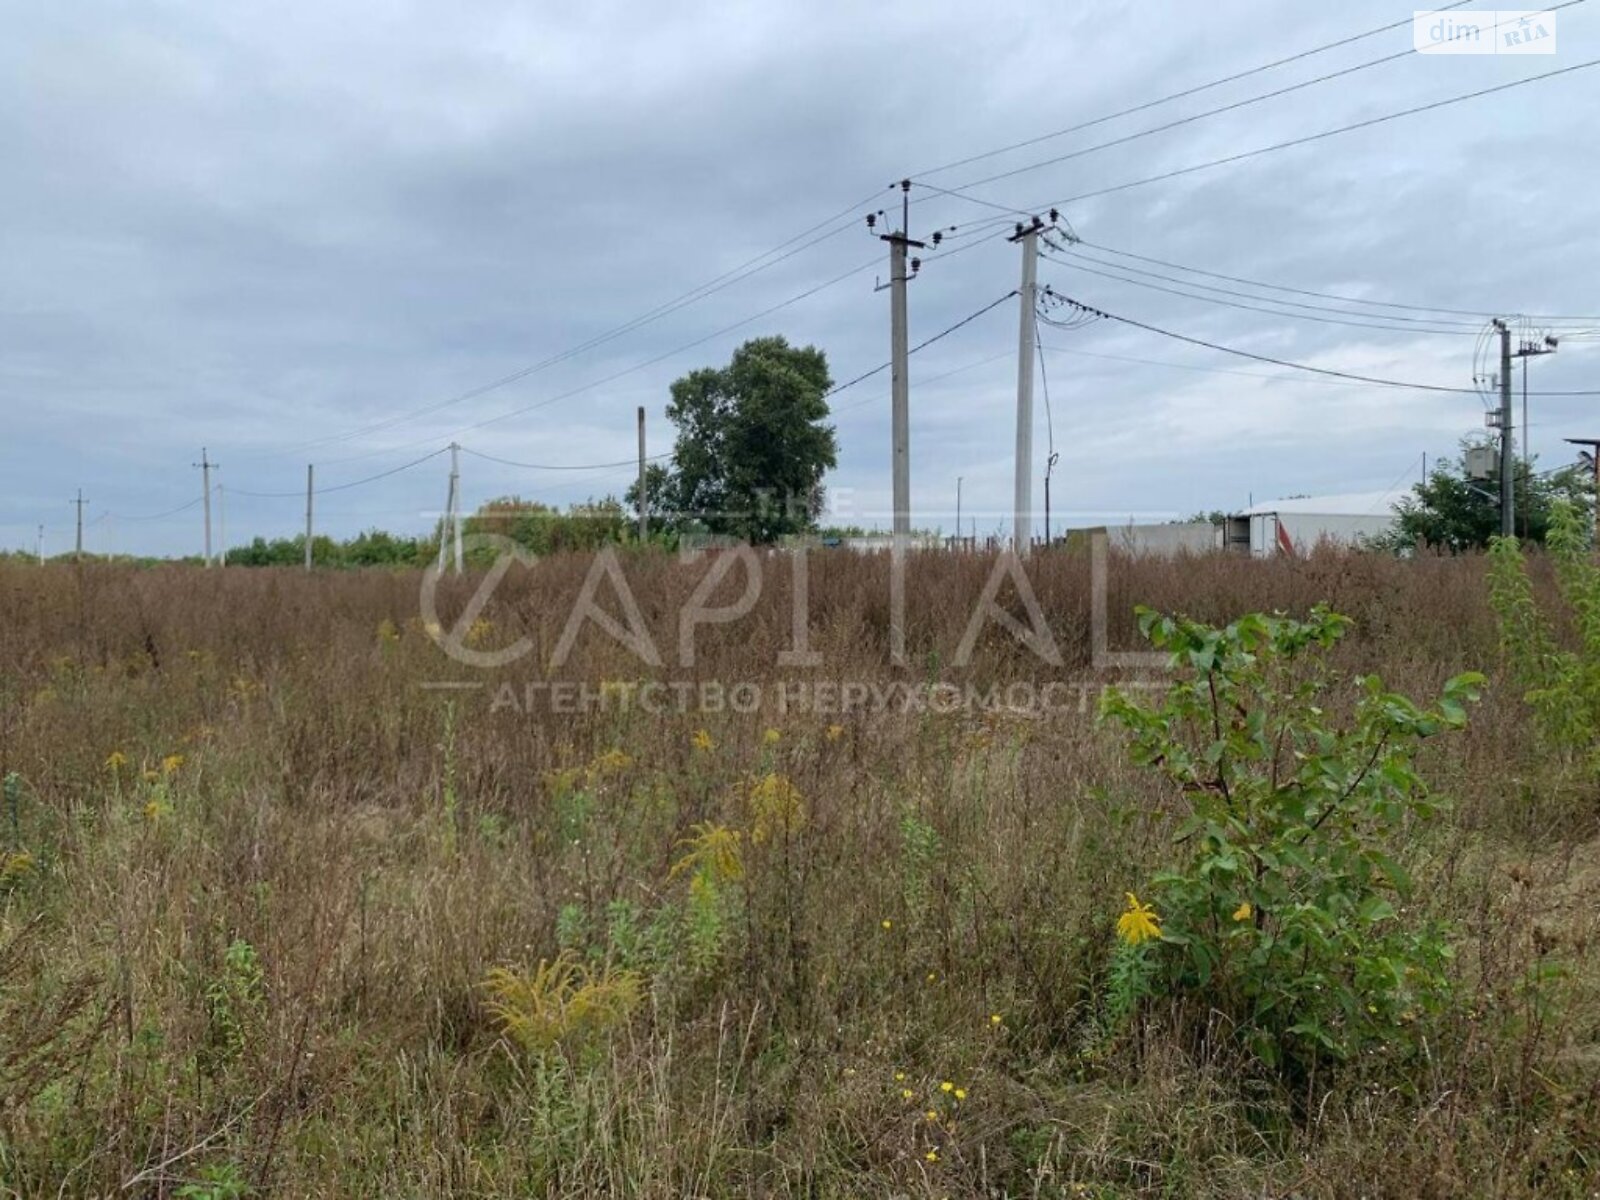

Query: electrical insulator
[910,257,921,273]
[866,213,877,231]
[931,231,943,246]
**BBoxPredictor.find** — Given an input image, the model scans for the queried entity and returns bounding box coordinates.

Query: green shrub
[1100,605,1482,1073]
[1488,500,1600,767]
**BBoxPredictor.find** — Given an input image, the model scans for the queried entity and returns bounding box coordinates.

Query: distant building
[1074,520,1222,556]
[1226,489,1405,557]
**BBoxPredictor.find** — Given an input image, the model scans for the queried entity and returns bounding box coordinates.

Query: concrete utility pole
[1512,333,1559,537]
[72,489,87,561]
[450,442,463,574]
[637,406,648,541]
[217,484,227,567]
[1565,437,1600,545]
[955,476,962,550]
[870,180,925,542]
[194,448,216,566]
[304,464,314,571]
[1484,324,1510,540]
[1011,216,1043,556]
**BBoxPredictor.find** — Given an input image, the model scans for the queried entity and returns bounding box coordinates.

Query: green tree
[633,337,836,543]
[1384,442,1594,552]
[463,496,627,559]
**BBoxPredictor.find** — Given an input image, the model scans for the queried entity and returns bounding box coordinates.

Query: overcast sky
[3,1,1597,556]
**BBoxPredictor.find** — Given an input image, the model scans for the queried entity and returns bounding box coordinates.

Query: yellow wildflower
[105,751,127,770]
[901,1088,914,1100]
[376,618,400,644]
[691,728,714,752]
[466,617,494,647]
[940,1081,953,1093]
[587,748,631,779]
[894,1071,906,1081]
[160,754,184,775]
[669,823,743,884]
[924,1149,939,1163]
[748,772,805,843]
[762,727,781,745]
[1116,892,1161,946]
[954,1087,967,1101]
[989,1013,1003,1026]
[825,723,844,741]
[925,1109,939,1122]
[142,799,168,824]
[1233,901,1253,922]
[1,850,35,883]
[141,769,159,783]
[881,919,893,931]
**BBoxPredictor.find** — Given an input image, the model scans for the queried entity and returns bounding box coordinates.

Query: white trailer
[1226,490,1404,557]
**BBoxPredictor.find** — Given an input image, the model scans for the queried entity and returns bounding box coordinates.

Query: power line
[1043,247,1479,336]
[929,1,1590,204]
[1037,339,1413,390]
[825,289,1020,403]
[908,0,1477,181]
[203,9,1578,475]
[262,1,1498,462]
[1052,246,1485,328]
[926,42,1419,201]
[113,495,207,522]
[989,56,1600,216]
[461,446,672,471]
[228,447,449,499]
[1035,314,1054,457]
[1076,237,1600,326]
[316,254,884,466]
[224,7,1484,465]
[1038,288,1600,397]
[241,187,895,462]
[286,213,1010,468]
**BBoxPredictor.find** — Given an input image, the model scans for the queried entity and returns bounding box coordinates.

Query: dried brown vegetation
[0,546,1596,1197]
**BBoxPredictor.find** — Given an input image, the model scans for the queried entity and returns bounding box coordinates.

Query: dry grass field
[1,547,1597,1197]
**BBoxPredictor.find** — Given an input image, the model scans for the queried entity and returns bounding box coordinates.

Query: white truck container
[1226,490,1405,557]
